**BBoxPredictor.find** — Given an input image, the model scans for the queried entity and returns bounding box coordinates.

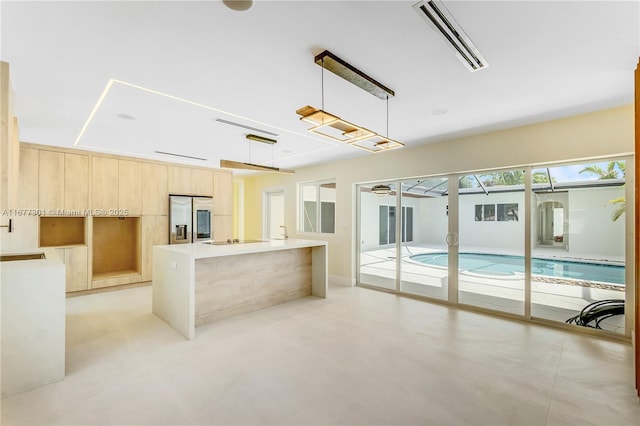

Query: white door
[265,191,285,240]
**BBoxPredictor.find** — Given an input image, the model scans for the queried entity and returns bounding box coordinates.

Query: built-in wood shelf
[92,217,141,279]
[39,216,86,247]
[91,270,140,281]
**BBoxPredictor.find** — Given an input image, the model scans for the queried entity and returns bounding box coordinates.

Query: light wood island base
[152,239,327,340]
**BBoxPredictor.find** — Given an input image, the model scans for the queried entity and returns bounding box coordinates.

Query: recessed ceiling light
[116,113,136,120]
[432,108,448,116]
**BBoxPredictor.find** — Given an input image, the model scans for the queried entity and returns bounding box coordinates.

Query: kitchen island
[1,248,65,397]
[152,239,327,340]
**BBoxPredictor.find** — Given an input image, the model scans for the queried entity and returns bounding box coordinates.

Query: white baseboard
[329,275,356,287]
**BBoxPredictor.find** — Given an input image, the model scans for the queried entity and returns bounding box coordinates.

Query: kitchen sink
[0,253,46,262]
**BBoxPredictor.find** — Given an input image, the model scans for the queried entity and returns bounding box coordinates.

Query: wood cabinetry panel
[1,62,20,211]
[118,160,142,215]
[141,215,168,281]
[18,147,38,209]
[168,166,192,195]
[65,246,88,292]
[142,162,167,215]
[213,215,232,241]
[194,248,311,325]
[64,153,89,211]
[213,170,233,215]
[191,168,213,196]
[38,150,64,212]
[91,157,118,213]
[55,246,89,292]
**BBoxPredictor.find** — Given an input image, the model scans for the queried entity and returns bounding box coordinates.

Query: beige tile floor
[2,284,639,426]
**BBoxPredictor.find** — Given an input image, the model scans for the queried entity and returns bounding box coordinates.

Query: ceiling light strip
[73,79,115,145]
[73,79,318,148]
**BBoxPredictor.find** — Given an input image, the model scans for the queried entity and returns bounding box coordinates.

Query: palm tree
[579,161,624,179]
[579,161,625,221]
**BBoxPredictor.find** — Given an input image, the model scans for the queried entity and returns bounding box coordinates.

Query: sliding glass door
[530,161,628,334]
[358,182,398,291]
[456,170,526,315]
[356,156,630,337]
[399,177,450,300]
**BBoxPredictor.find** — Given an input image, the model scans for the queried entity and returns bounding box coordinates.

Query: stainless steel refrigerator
[169,195,213,244]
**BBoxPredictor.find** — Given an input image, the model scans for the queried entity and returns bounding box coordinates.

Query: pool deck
[359,245,626,334]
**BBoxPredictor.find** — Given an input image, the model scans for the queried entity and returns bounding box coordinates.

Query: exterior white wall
[566,186,626,259]
[242,106,634,282]
[416,195,448,247]
[458,192,525,253]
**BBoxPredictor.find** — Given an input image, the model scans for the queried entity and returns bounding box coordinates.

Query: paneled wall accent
[16,142,233,294]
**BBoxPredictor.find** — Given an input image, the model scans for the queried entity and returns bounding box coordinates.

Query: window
[475,203,518,221]
[475,204,495,221]
[497,203,519,221]
[379,206,413,245]
[300,180,335,233]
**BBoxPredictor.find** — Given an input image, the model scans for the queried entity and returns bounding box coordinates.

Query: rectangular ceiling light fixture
[315,50,394,100]
[413,0,489,72]
[296,106,404,153]
[219,159,294,175]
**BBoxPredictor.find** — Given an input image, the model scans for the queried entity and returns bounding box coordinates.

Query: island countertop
[154,238,327,259]
[152,238,328,340]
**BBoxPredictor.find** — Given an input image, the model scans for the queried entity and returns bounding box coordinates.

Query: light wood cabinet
[1,62,19,211]
[118,159,142,215]
[67,246,89,292]
[38,150,65,212]
[213,215,232,241]
[213,170,233,215]
[17,142,234,294]
[55,246,88,292]
[142,162,168,215]
[91,156,118,213]
[168,166,192,195]
[64,153,89,211]
[191,168,213,196]
[17,146,38,210]
[141,215,168,281]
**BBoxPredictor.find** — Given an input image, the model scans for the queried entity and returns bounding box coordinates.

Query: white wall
[242,106,634,282]
[458,192,526,253]
[567,186,626,259]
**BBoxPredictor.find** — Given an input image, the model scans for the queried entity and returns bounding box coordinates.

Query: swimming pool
[409,252,625,285]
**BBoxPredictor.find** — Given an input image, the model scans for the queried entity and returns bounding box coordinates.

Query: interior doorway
[264,190,285,240]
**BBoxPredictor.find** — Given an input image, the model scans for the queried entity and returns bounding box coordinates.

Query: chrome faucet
[280,225,289,239]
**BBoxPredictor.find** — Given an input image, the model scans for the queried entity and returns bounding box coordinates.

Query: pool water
[409,252,625,285]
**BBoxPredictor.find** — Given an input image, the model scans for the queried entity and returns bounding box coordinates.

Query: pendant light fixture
[296,50,404,153]
[220,134,294,174]
[371,184,392,197]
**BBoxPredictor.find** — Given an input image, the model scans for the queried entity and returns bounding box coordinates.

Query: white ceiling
[1,1,639,174]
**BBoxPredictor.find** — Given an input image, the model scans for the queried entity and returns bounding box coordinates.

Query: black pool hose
[566,299,625,329]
